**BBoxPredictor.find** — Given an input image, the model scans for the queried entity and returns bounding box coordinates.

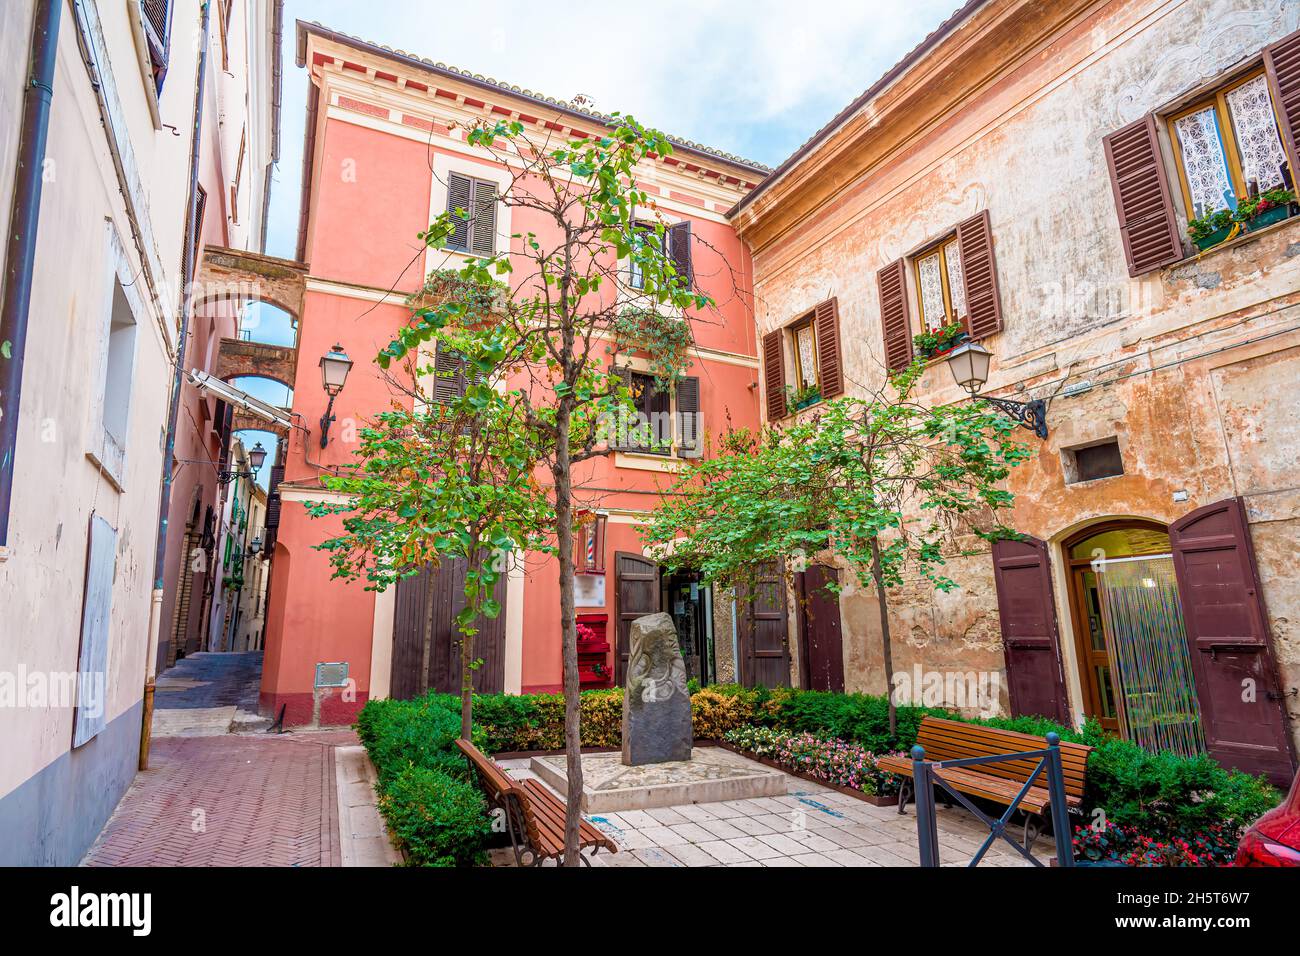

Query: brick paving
[84,652,359,867]
[493,755,1038,868]
[83,732,356,867]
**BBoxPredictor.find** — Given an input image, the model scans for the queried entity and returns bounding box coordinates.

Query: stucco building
[732,0,1300,784]
[0,0,280,864]
[257,22,768,727]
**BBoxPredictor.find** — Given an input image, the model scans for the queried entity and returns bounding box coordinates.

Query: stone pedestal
[621,612,692,766]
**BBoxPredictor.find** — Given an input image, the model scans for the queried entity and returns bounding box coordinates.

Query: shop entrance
[1065,521,1206,757]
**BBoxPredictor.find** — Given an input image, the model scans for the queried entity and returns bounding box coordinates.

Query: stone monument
[621,612,692,765]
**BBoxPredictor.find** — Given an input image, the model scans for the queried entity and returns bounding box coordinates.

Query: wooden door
[390,557,506,699]
[615,552,660,685]
[799,565,845,692]
[1171,498,1297,785]
[737,562,791,688]
[991,537,1070,723]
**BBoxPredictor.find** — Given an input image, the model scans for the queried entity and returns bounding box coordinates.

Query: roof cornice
[728,0,1103,252]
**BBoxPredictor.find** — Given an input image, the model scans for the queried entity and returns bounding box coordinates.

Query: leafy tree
[308,275,553,741]
[641,363,1033,735]
[375,115,724,863]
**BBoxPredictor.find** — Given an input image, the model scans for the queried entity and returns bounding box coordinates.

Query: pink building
[260,22,769,725]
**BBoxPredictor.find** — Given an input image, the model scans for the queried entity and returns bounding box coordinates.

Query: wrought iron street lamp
[318,344,353,448]
[942,341,1047,439]
[218,441,267,485]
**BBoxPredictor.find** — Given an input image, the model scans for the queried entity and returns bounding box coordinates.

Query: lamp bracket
[976,395,1048,440]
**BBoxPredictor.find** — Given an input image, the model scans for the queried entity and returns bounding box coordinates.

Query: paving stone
[667,822,715,843]
[755,833,810,856]
[728,814,777,836]
[820,826,871,849]
[645,806,691,826]
[665,843,722,867]
[823,847,879,867]
[696,839,754,864]
[790,852,842,867]
[786,830,841,853]
[761,855,806,866]
[673,803,718,823]
[697,817,747,840]
[616,809,659,829]
[639,825,689,847]
[728,836,784,860]
[633,847,683,866]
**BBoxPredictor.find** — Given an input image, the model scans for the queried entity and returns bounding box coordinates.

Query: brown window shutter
[446,173,473,251]
[761,330,786,420]
[1265,28,1300,177]
[470,179,496,255]
[956,210,1003,340]
[433,342,467,404]
[675,375,702,458]
[668,221,693,287]
[811,298,843,398]
[141,0,172,91]
[1103,114,1183,277]
[1170,497,1297,784]
[610,366,633,450]
[876,259,912,372]
[991,536,1069,723]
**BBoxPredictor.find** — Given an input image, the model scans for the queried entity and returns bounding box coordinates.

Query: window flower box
[786,384,822,411]
[1241,202,1292,232]
[913,321,968,361]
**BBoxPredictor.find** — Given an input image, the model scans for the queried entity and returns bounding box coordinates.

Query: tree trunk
[459,621,474,741]
[554,399,583,866]
[869,538,896,738]
[421,566,436,700]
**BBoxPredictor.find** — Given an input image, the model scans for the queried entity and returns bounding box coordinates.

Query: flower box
[790,391,822,411]
[1242,203,1291,232]
[1193,225,1232,251]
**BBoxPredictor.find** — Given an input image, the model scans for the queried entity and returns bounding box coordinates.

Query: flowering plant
[1233,187,1295,224]
[1071,821,1236,867]
[576,622,598,643]
[724,726,903,796]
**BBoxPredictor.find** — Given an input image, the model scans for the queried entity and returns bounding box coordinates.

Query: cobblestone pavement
[150,651,266,737]
[83,652,358,867]
[493,755,1038,868]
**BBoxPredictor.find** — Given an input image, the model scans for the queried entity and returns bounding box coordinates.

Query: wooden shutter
[615,552,660,685]
[1265,28,1300,176]
[812,297,844,398]
[876,259,912,372]
[470,179,496,255]
[736,562,791,688]
[956,210,1003,340]
[1170,498,1297,785]
[1102,114,1183,277]
[991,536,1069,723]
[433,342,467,404]
[610,366,633,450]
[446,172,473,251]
[141,0,172,91]
[675,375,702,458]
[761,329,786,420]
[668,221,693,287]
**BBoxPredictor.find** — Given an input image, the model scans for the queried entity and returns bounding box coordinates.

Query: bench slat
[879,716,1092,813]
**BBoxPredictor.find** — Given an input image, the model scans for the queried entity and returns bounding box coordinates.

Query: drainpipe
[140,0,212,771]
[0,0,61,548]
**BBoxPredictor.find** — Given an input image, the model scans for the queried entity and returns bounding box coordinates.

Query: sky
[244,0,966,484]
[261,0,966,260]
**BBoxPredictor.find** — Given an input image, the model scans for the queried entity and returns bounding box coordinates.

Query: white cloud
[267,0,966,256]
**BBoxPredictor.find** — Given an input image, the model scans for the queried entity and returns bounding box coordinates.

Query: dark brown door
[991,536,1069,722]
[737,562,791,688]
[799,565,844,692]
[1171,498,1297,785]
[615,552,660,685]
[390,557,506,699]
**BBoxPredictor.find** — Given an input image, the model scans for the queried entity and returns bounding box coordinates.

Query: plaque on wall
[574,573,606,608]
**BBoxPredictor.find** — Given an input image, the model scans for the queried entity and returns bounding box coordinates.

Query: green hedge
[356,696,491,866]
[358,684,1280,863]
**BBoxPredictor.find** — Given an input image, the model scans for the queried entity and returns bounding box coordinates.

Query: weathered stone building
[732,0,1300,784]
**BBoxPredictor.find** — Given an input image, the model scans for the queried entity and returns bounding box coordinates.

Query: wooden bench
[455,739,618,866]
[876,716,1092,847]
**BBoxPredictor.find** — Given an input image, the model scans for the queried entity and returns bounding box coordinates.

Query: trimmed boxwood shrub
[379,765,492,867]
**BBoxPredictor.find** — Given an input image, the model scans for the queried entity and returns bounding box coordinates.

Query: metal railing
[910,732,1074,867]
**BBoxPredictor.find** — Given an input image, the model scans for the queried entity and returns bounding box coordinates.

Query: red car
[1235,768,1300,866]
